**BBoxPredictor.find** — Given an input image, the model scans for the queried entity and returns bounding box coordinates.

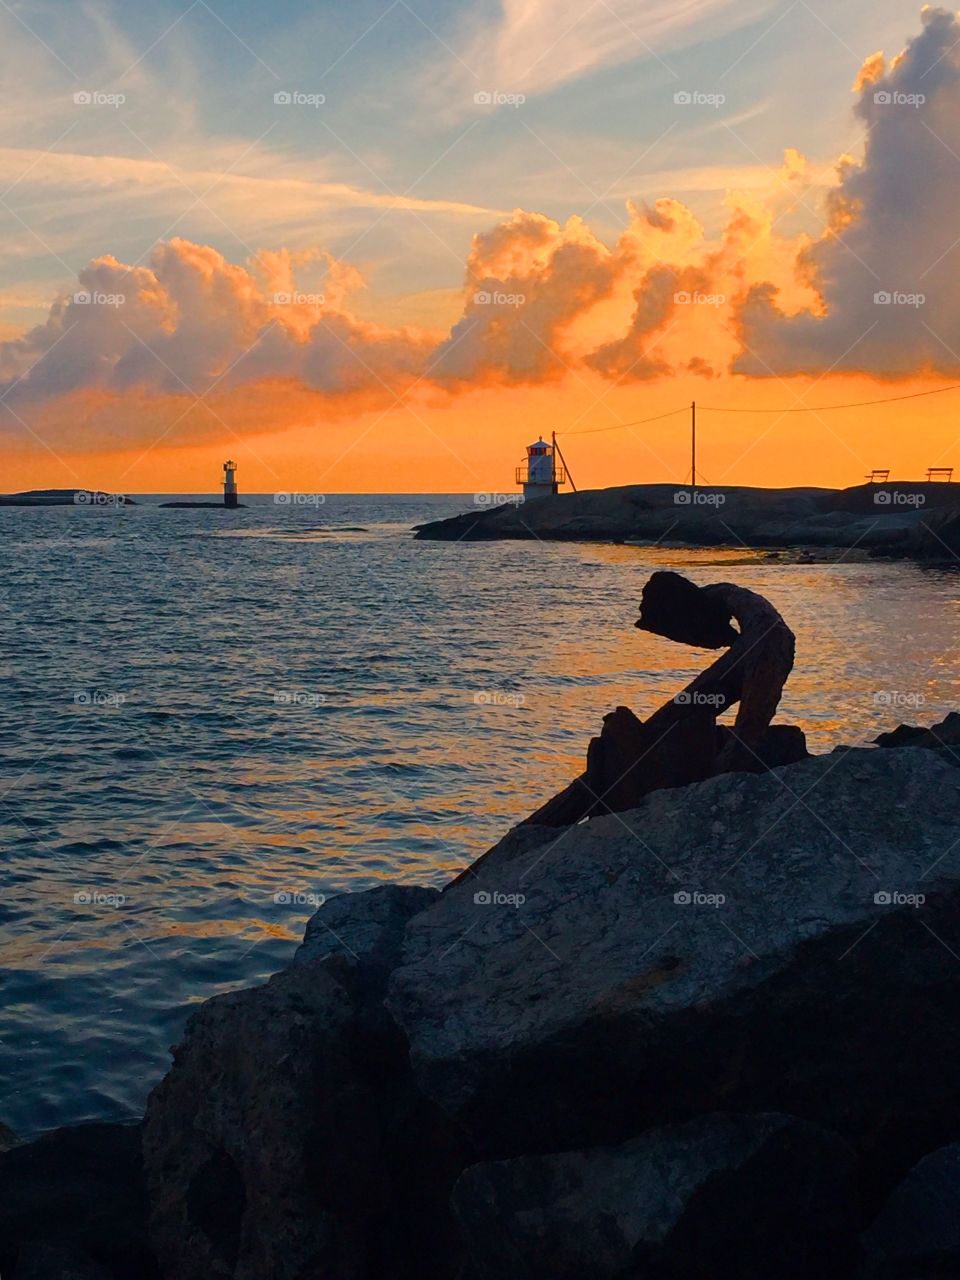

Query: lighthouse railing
[515,462,566,486]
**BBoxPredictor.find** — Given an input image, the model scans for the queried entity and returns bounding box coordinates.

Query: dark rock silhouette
[0,1122,156,1279]
[863,1142,960,1276]
[143,961,394,1280]
[414,482,960,556]
[143,886,464,1280]
[453,1113,861,1280]
[912,506,960,559]
[0,489,135,506]
[876,709,960,757]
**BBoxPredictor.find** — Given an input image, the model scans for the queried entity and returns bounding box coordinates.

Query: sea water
[1,493,958,1135]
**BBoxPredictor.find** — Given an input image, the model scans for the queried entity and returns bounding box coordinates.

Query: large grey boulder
[144,961,393,1280]
[144,886,465,1280]
[863,1142,960,1276]
[294,884,438,982]
[387,749,960,1193]
[453,1113,860,1280]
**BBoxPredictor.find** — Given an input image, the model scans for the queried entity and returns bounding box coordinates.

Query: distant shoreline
[0,489,137,507]
[414,481,960,560]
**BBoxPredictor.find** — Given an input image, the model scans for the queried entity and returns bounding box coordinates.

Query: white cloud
[737,7,960,377]
[448,0,776,98]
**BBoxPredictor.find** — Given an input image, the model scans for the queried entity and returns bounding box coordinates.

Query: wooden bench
[926,467,954,482]
[865,469,890,483]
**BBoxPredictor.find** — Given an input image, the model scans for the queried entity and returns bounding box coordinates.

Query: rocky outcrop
[0,489,136,506]
[294,883,438,984]
[453,1112,860,1280]
[143,886,463,1280]
[388,748,960,1200]
[911,505,960,559]
[0,1122,156,1279]
[863,1142,960,1276]
[414,482,960,553]
[876,709,960,754]
[144,961,393,1280]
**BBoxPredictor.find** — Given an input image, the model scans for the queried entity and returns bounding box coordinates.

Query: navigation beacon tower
[223,460,238,509]
[516,436,566,501]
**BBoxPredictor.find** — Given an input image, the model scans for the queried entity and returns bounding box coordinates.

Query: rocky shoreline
[414,482,960,560]
[3,715,960,1278]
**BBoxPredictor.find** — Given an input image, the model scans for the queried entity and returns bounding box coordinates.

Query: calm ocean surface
[2,493,959,1137]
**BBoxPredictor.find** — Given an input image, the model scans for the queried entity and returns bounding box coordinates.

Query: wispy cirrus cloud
[439,0,777,99]
[0,144,502,227]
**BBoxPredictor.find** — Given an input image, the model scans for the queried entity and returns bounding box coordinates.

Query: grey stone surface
[453,1112,860,1280]
[387,748,960,1183]
[294,884,438,975]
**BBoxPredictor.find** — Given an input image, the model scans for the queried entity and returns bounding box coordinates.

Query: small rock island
[415,480,960,559]
[0,488,136,506]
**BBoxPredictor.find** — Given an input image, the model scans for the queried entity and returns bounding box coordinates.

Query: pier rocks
[142,886,463,1280]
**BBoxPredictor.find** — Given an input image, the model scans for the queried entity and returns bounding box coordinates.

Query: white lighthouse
[516,436,565,501]
[223,459,238,508]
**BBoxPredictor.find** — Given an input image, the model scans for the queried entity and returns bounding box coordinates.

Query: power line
[557,407,688,435]
[699,382,960,413]
[554,380,960,440]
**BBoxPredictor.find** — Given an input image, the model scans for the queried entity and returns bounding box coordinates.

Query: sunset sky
[2,0,959,493]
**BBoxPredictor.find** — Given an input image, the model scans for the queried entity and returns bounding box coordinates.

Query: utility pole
[552,431,577,492]
[691,400,697,489]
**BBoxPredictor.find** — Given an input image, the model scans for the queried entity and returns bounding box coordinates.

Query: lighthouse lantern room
[515,436,566,501]
[223,459,238,508]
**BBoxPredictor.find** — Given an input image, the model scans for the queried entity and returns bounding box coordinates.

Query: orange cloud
[0,238,435,423]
